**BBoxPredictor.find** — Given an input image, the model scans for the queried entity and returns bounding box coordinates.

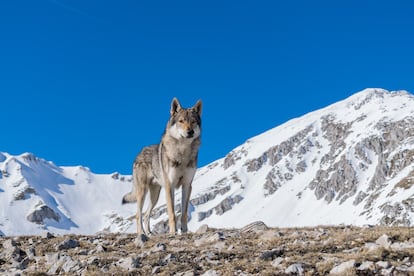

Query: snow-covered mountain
[0,153,135,236]
[1,88,414,236]
[188,88,414,230]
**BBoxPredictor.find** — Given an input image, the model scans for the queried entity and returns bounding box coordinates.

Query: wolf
[122,97,202,237]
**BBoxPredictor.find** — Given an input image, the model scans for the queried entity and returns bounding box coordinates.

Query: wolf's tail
[121,191,136,204]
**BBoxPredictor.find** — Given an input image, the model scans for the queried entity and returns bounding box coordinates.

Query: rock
[117,257,140,271]
[61,256,80,273]
[95,244,107,253]
[285,263,304,275]
[12,256,29,270]
[395,264,414,273]
[271,257,284,268]
[381,267,394,275]
[194,232,225,247]
[26,204,60,224]
[47,254,67,274]
[2,239,17,249]
[152,266,161,274]
[47,263,60,274]
[196,224,210,234]
[364,242,379,251]
[151,243,167,252]
[26,246,36,259]
[46,253,82,274]
[259,230,283,241]
[376,261,390,269]
[41,232,55,239]
[87,256,100,266]
[213,241,226,250]
[390,241,414,250]
[178,270,195,276]
[152,220,169,234]
[201,270,220,276]
[45,252,60,264]
[163,253,177,264]
[2,243,26,263]
[358,261,374,271]
[375,234,392,249]
[259,248,284,261]
[330,260,355,275]
[240,221,268,233]
[56,238,80,250]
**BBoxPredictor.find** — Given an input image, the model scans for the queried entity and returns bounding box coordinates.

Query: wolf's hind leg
[135,176,148,237]
[143,184,161,235]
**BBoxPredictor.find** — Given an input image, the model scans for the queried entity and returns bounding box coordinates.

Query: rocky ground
[1,222,414,275]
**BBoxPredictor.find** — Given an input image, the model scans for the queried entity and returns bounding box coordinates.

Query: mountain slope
[1,88,414,236]
[185,88,414,230]
[0,153,134,236]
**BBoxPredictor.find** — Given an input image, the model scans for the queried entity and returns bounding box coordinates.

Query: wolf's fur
[122,98,202,236]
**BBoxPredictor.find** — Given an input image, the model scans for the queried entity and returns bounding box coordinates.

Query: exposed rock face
[313,118,414,220]
[26,203,60,224]
[223,149,247,170]
[214,195,243,215]
[244,125,314,173]
[13,186,36,201]
[190,184,231,206]
[307,115,414,224]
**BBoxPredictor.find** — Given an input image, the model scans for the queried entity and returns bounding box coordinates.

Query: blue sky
[1,0,413,174]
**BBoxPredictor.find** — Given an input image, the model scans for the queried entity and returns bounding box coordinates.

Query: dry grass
[1,226,413,275]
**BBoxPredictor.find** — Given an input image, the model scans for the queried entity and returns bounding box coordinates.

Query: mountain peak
[350,88,411,99]
[343,88,413,111]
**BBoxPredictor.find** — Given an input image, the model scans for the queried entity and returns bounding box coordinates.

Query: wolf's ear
[193,100,202,117]
[170,97,182,116]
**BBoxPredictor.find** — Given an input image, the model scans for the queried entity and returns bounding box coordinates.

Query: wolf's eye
[179,119,184,123]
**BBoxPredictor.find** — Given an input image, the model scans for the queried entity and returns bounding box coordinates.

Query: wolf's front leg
[181,184,192,233]
[164,184,176,233]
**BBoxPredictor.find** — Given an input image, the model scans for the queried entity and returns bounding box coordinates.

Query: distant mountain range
[1,88,414,236]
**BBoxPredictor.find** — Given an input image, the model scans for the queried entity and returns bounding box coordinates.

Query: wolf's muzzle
[187,129,194,138]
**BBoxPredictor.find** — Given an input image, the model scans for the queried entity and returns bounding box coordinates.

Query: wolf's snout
[187,129,194,138]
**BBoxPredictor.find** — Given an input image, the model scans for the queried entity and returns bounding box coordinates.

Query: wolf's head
[166,98,202,140]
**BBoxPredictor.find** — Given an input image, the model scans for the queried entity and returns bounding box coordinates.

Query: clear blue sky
[1,0,413,174]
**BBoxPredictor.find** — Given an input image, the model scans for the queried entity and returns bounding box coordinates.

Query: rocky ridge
[1,223,414,275]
